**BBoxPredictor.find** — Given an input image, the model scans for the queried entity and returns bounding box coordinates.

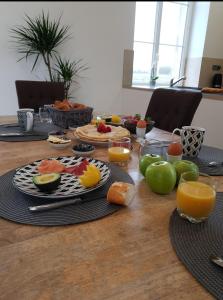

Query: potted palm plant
[53,56,88,99]
[10,11,88,98]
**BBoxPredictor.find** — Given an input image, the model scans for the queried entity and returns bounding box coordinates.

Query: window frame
[132,1,194,87]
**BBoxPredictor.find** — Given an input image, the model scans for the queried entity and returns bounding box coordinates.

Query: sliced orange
[79,164,101,188]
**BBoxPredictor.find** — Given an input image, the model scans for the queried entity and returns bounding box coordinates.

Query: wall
[203,1,223,58]
[187,2,210,59]
[185,1,210,87]
[198,2,223,87]
[0,1,135,115]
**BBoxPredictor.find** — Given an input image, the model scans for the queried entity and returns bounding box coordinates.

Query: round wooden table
[0,116,220,300]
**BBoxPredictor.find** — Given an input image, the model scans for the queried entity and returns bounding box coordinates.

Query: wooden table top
[0,117,219,300]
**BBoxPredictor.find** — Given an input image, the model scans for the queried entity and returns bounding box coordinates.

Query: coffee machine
[212,73,222,88]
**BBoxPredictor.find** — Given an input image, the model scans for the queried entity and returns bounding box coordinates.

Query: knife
[29,194,106,212]
[0,132,44,137]
[0,133,27,137]
[210,254,223,268]
[0,123,19,127]
[29,197,82,212]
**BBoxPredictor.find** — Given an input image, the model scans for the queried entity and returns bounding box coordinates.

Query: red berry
[97,122,107,132]
[106,126,111,132]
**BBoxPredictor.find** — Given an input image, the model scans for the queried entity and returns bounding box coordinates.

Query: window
[132,1,192,87]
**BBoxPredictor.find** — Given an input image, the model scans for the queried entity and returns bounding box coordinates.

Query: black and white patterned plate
[12,156,111,199]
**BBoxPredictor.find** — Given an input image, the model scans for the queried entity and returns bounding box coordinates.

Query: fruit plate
[12,156,111,199]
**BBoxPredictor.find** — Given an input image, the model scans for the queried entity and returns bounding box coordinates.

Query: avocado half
[33,173,61,192]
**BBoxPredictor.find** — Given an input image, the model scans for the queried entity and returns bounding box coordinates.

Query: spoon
[208,161,223,167]
[210,254,223,268]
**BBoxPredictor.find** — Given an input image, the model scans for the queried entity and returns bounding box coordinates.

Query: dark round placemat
[0,163,134,226]
[169,192,223,300]
[185,145,223,176]
[0,122,62,142]
[0,131,48,142]
[141,142,223,176]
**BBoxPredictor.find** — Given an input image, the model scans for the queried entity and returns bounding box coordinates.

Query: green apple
[145,161,176,195]
[173,160,199,184]
[139,154,163,176]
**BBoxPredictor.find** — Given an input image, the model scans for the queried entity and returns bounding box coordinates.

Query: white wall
[0,1,135,115]
[184,2,209,87]
[203,1,223,58]
[187,2,210,59]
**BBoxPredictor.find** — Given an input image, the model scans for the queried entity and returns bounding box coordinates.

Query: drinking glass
[138,139,167,159]
[39,105,52,124]
[176,171,216,223]
[108,137,131,166]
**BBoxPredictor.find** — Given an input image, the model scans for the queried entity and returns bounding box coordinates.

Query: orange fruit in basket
[137,120,147,128]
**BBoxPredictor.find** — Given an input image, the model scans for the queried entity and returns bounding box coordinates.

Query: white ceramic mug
[172,126,205,157]
[17,108,34,132]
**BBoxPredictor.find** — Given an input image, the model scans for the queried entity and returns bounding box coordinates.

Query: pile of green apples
[139,152,199,195]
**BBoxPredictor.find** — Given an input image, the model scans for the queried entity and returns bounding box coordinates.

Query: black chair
[15,80,65,112]
[145,88,202,132]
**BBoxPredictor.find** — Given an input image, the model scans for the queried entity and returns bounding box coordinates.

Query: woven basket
[47,106,93,129]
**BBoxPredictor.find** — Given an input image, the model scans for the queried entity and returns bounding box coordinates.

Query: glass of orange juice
[176,171,216,223]
[108,137,131,166]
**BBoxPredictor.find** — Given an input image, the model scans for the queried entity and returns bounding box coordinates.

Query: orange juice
[176,181,216,219]
[108,146,130,162]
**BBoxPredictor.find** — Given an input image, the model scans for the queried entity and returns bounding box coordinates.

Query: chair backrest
[145,88,202,132]
[15,80,65,112]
